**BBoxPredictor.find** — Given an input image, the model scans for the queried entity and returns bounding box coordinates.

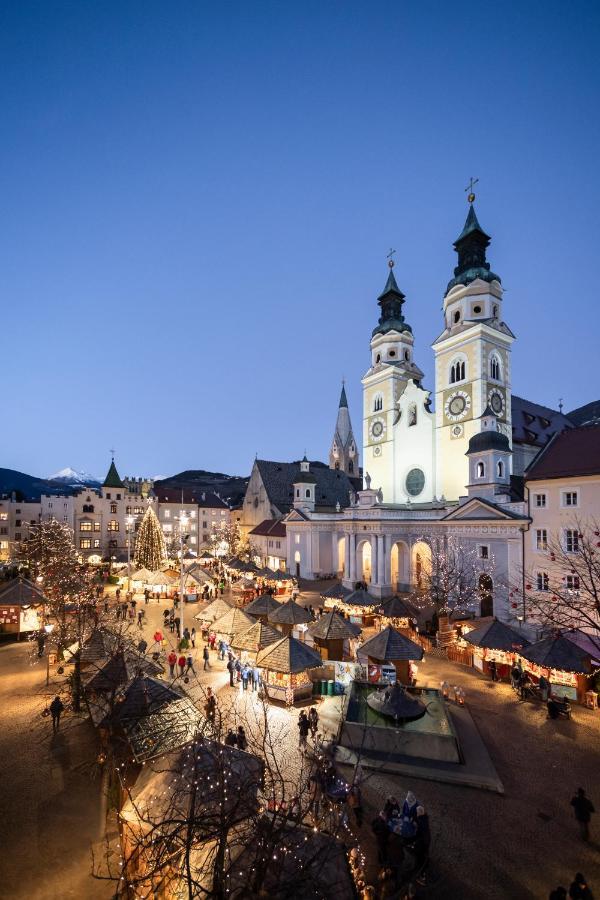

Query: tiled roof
[511,395,572,448]
[104,675,183,724]
[230,621,281,653]
[255,459,357,515]
[244,594,282,618]
[193,597,234,622]
[308,611,361,641]
[358,626,424,661]
[154,486,229,508]
[463,619,530,652]
[519,633,595,673]
[320,583,353,600]
[248,518,287,538]
[0,577,48,607]
[525,424,600,480]
[122,697,201,762]
[379,596,419,620]
[566,399,600,426]
[268,599,313,626]
[210,607,255,637]
[256,635,322,673]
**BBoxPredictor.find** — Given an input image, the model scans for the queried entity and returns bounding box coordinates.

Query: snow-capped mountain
[48,467,101,487]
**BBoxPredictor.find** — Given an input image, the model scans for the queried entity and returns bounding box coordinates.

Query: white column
[349,534,356,583]
[377,534,385,585]
[344,533,351,581]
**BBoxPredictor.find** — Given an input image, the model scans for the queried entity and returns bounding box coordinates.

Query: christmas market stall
[128,567,154,585]
[256,635,323,704]
[307,610,361,661]
[326,588,378,626]
[83,648,165,725]
[118,739,264,898]
[230,621,281,664]
[0,577,45,639]
[517,631,600,703]
[463,618,530,680]
[194,596,233,625]
[378,595,419,630]
[320,582,352,603]
[209,607,255,644]
[357,625,424,685]
[244,593,282,623]
[268,599,313,638]
[146,569,177,599]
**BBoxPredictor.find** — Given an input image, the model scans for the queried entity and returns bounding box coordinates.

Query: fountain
[366,681,427,724]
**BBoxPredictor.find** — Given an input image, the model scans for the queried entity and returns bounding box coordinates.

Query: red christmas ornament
[526,584,532,590]
[511,602,517,609]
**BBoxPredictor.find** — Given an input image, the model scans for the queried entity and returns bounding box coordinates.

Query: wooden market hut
[0,577,45,639]
[83,648,165,725]
[463,618,530,680]
[268,599,313,637]
[230,621,282,663]
[210,607,255,643]
[378,595,419,629]
[244,593,282,623]
[357,625,424,684]
[517,631,599,703]
[256,635,322,704]
[320,582,353,603]
[307,611,361,661]
[333,588,378,626]
[194,596,233,624]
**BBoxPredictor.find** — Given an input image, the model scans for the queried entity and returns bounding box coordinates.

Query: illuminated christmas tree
[134,506,166,571]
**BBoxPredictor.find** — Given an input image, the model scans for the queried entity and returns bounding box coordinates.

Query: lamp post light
[126,515,134,594]
[178,511,189,641]
[44,622,54,686]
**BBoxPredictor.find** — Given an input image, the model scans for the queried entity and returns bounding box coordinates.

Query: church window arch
[493,304,498,317]
[348,460,354,473]
[449,357,467,385]
[490,354,501,381]
[404,350,410,361]
[476,461,485,478]
[497,460,504,478]
[373,393,383,412]
[305,488,311,499]
[375,353,381,364]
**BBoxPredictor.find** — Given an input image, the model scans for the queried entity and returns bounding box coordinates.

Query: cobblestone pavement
[1,583,599,899]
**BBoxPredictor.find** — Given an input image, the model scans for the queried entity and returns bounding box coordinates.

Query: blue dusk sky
[2,1,599,481]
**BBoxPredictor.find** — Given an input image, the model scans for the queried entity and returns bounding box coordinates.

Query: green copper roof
[103,458,124,489]
[445,204,501,296]
[339,384,348,408]
[372,265,412,337]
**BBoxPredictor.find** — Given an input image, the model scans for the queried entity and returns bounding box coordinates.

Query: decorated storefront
[256,635,322,704]
[463,619,531,681]
[517,631,600,703]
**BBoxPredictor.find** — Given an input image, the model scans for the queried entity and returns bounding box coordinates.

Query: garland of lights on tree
[133,506,167,572]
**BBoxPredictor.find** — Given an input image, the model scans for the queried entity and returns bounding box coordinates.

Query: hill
[154,469,249,508]
[0,468,74,501]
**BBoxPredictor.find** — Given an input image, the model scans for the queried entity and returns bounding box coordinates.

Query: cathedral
[285,199,539,623]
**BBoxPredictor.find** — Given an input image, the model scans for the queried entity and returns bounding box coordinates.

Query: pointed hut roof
[463,618,530,652]
[244,593,282,618]
[256,635,322,673]
[344,588,377,607]
[268,599,313,626]
[320,582,352,601]
[358,625,424,662]
[379,595,418,619]
[104,675,183,724]
[0,577,48,606]
[147,569,177,586]
[130,567,154,581]
[230,621,282,653]
[308,610,361,641]
[194,596,234,622]
[210,606,255,638]
[79,627,134,664]
[518,633,596,673]
[122,697,201,762]
[84,648,164,692]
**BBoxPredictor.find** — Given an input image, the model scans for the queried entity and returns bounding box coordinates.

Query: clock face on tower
[369,417,386,442]
[444,390,472,423]
[488,388,505,418]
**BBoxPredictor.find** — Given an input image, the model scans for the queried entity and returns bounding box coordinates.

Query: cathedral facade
[285,201,534,626]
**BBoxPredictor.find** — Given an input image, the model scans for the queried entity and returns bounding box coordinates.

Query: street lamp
[126,515,134,594]
[178,511,189,641]
[44,622,54,686]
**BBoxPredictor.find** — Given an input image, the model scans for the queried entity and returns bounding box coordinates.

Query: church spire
[329,383,359,477]
[103,457,124,489]
[372,261,412,338]
[445,203,501,296]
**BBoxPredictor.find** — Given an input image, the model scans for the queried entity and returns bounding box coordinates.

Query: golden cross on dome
[387,248,396,268]
[465,177,479,203]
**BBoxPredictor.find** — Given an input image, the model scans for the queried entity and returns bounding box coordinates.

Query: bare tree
[519,517,600,653]
[411,534,496,617]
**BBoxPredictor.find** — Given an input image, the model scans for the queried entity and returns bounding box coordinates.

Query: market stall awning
[147,570,177,586]
[210,607,255,638]
[256,635,323,673]
[343,588,377,608]
[463,618,530,652]
[358,625,424,662]
[230,621,282,653]
[129,567,154,581]
[194,597,234,622]
[225,558,259,573]
[0,577,48,606]
[379,595,419,620]
[518,633,597,674]
[268,599,313,626]
[320,583,352,601]
[308,610,361,641]
[244,594,282,619]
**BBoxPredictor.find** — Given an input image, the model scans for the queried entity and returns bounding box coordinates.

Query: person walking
[571,788,595,842]
[138,638,147,655]
[298,711,310,752]
[204,687,216,726]
[49,696,64,732]
[183,627,190,642]
[414,805,431,875]
[236,725,247,750]
[241,664,249,691]
[153,629,164,650]
[308,706,319,739]
[489,660,498,682]
[178,654,186,677]
[167,650,177,678]
[191,627,196,649]
[203,645,211,671]
[539,673,550,701]
[144,588,150,605]
[371,812,389,864]
[227,656,235,686]
[252,665,260,692]
[569,873,594,900]
[137,609,144,627]
[185,654,195,675]
[225,728,237,747]
[347,784,363,827]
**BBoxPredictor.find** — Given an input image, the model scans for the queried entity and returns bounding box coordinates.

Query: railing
[445,645,474,667]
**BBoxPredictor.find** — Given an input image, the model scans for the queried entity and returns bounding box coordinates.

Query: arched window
[334,461,340,470]
[497,460,504,478]
[493,304,498,317]
[404,350,410,360]
[408,403,417,426]
[449,359,466,384]
[373,394,383,412]
[490,355,501,381]
[453,310,461,324]
[296,488,300,498]
[305,488,311,499]
[348,460,354,473]
[375,353,381,364]
[476,461,485,478]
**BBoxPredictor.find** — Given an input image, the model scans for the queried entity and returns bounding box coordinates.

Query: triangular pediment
[442,497,522,522]
[283,509,308,523]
